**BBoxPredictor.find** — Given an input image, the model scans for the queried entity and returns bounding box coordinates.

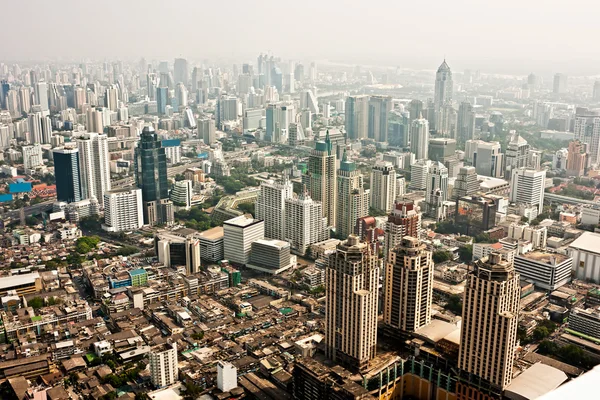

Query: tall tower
[345,95,369,140]
[370,161,397,213]
[76,132,111,207]
[504,132,530,178]
[458,252,520,395]
[566,140,587,177]
[384,199,422,259]
[135,126,171,225]
[284,187,329,256]
[368,95,393,142]
[325,235,379,372]
[426,161,449,220]
[307,132,337,227]
[453,166,479,200]
[104,85,119,111]
[174,58,189,86]
[410,116,429,160]
[509,168,546,215]
[34,80,49,112]
[52,147,83,203]
[256,176,293,241]
[457,102,476,146]
[434,60,453,131]
[384,236,433,332]
[336,152,369,239]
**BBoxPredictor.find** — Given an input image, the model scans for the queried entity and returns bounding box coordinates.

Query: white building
[255,177,293,241]
[514,251,572,290]
[223,215,264,265]
[507,224,548,249]
[370,161,397,213]
[568,232,600,283]
[76,132,111,207]
[217,361,237,393]
[22,144,43,170]
[410,117,429,160]
[149,343,178,388]
[102,188,144,233]
[509,168,546,214]
[248,239,296,275]
[164,144,181,165]
[426,161,448,220]
[284,190,329,256]
[198,227,224,263]
[568,308,600,340]
[581,205,600,226]
[170,180,193,209]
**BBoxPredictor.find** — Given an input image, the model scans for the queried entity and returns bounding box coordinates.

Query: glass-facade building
[53,147,83,203]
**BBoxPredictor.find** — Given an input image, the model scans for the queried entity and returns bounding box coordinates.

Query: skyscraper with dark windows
[53,147,83,203]
[156,87,168,115]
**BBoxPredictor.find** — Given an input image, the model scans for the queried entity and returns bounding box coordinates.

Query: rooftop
[505,363,568,400]
[224,215,262,228]
[198,226,224,240]
[569,232,600,254]
[0,272,40,290]
[517,251,570,265]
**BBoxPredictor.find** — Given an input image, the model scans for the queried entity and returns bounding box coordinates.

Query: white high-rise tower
[76,132,111,207]
[255,176,293,241]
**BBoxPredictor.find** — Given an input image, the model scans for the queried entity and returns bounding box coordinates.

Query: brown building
[384,199,422,259]
[566,140,587,177]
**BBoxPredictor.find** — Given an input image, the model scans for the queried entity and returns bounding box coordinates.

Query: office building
[458,252,520,394]
[410,116,429,160]
[568,308,600,340]
[336,152,369,239]
[573,112,600,163]
[514,251,572,291]
[198,118,217,145]
[453,166,479,199]
[170,180,193,209]
[553,73,567,94]
[425,161,448,220]
[217,361,237,393]
[345,95,369,140]
[256,176,293,241]
[507,224,547,249]
[34,80,49,112]
[198,227,224,263]
[149,343,178,388]
[568,232,600,283]
[155,229,202,274]
[307,132,337,227]
[384,199,422,258]
[434,60,453,131]
[248,239,295,274]
[455,195,497,235]
[135,126,171,225]
[505,132,530,178]
[368,95,392,142]
[104,85,119,111]
[457,102,476,146]
[299,89,319,114]
[102,188,144,233]
[175,82,188,107]
[243,108,263,131]
[223,215,264,266]
[384,236,433,332]
[472,141,504,178]
[76,132,111,206]
[370,161,397,213]
[409,159,432,190]
[19,86,31,114]
[266,102,294,143]
[428,138,456,162]
[216,95,240,128]
[288,122,305,147]
[27,112,42,144]
[325,235,379,372]
[156,87,169,115]
[22,144,43,170]
[566,140,587,177]
[284,188,329,256]
[174,58,189,85]
[509,168,545,214]
[53,147,83,203]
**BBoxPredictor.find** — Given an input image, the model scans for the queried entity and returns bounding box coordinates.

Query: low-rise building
[514,251,572,290]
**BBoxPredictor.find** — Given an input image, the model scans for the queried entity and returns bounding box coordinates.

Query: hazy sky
[4,0,599,75]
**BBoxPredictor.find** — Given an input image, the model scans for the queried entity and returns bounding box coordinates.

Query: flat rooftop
[569,232,600,254]
[198,226,224,240]
[517,251,570,264]
[0,272,40,290]
[505,363,568,400]
[224,215,262,228]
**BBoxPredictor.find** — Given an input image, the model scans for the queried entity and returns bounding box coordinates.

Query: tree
[75,236,100,254]
[533,326,550,341]
[237,202,255,217]
[446,294,463,315]
[175,173,185,182]
[191,332,204,341]
[433,250,452,264]
[368,207,387,217]
[29,297,44,309]
[458,245,473,263]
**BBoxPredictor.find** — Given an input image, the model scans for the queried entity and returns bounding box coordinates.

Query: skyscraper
[135,126,171,225]
[156,87,169,116]
[384,199,422,259]
[458,252,520,395]
[426,161,449,220]
[34,80,49,112]
[553,73,567,94]
[370,161,397,213]
[174,58,189,85]
[504,132,530,179]
[284,187,329,256]
[368,95,393,142]
[76,132,111,206]
[457,101,476,146]
[198,118,216,145]
[345,95,369,140]
[473,141,504,178]
[325,235,379,372]
[27,113,42,144]
[53,147,83,203]
[104,85,119,111]
[103,188,144,233]
[336,152,369,239]
[566,140,588,177]
[594,81,600,101]
[433,60,453,131]
[256,176,293,241]
[307,132,337,227]
[509,168,546,215]
[453,166,479,200]
[573,114,600,164]
[384,236,433,332]
[410,116,429,160]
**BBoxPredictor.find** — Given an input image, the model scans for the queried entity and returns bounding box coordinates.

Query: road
[2,200,55,220]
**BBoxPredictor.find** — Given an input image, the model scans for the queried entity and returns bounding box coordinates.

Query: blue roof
[162,139,181,147]
[9,182,32,193]
[0,194,13,203]
[129,268,147,276]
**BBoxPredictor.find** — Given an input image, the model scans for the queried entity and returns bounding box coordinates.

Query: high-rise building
[408,99,423,122]
[505,132,530,179]
[368,95,392,142]
[553,73,567,94]
[22,144,43,170]
[217,361,237,393]
[325,235,379,372]
[135,126,171,225]
[216,95,240,128]
[299,89,319,114]
[6,89,20,118]
[288,122,305,147]
[223,215,265,266]
[18,86,31,114]
[370,161,397,213]
[458,252,520,394]
[198,118,217,145]
[594,81,600,101]
[175,82,188,108]
[76,132,111,206]
[86,107,105,134]
[156,87,169,116]
[426,161,448,220]
[307,132,337,227]
[566,140,588,177]
[266,102,294,143]
[434,60,453,131]
[336,153,369,239]
[457,102,476,146]
[149,343,178,388]
[384,236,433,332]
[34,80,49,112]
[104,85,119,111]
[170,180,193,209]
[573,114,600,164]
[345,95,369,140]
[509,168,546,214]
[438,104,457,139]
[473,141,504,178]
[384,199,422,259]
[453,166,479,200]
[256,176,293,241]
[410,116,429,160]
[27,112,42,144]
[456,195,498,236]
[285,188,329,256]
[53,147,83,203]
[428,138,456,162]
[155,230,201,274]
[102,188,144,232]
[174,58,189,85]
